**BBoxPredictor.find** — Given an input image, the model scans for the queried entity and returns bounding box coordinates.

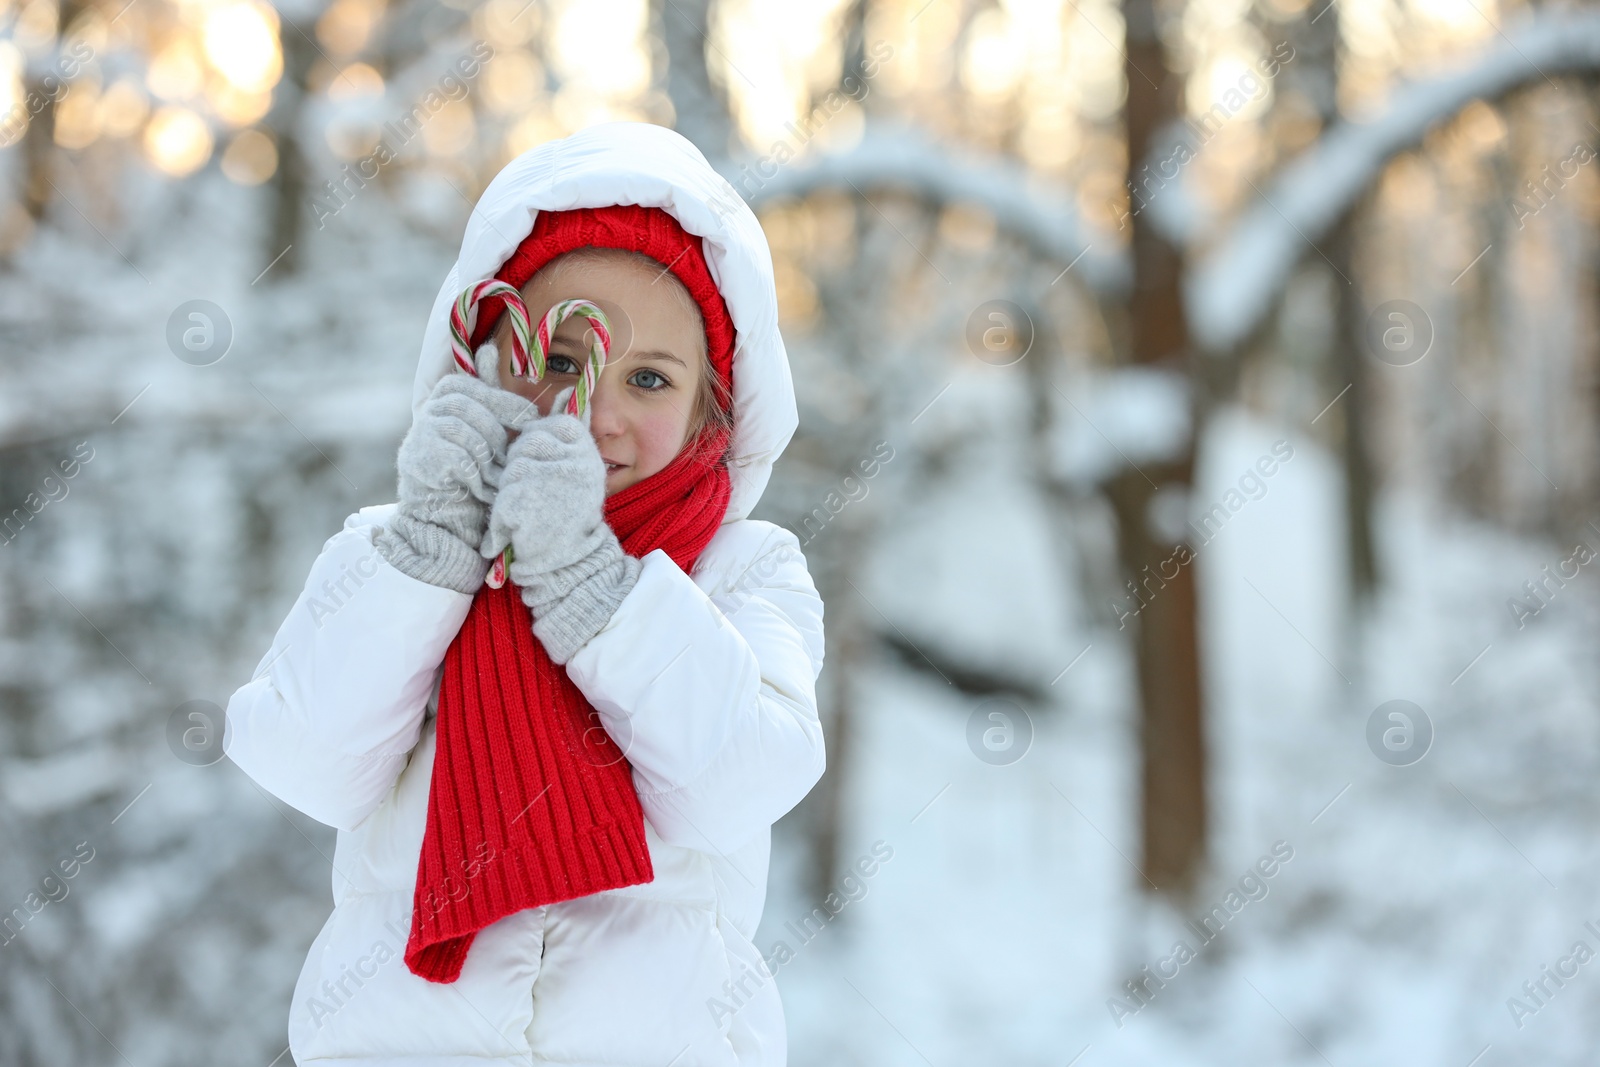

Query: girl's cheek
[640,410,689,465]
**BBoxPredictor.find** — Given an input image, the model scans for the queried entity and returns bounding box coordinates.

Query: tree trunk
[1117,0,1208,901]
[20,77,58,219]
[807,517,866,902]
[1330,215,1381,596]
[650,0,734,160]
[263,18,318,278]
[19,0,85,219]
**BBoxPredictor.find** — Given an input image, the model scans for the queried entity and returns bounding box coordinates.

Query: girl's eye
[630,368,669,391]
[546,354,579,375]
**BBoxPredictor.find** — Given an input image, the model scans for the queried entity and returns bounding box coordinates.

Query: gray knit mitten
[480,386,642,664]
[376,344,538,594]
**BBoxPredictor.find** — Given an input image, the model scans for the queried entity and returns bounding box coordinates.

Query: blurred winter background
[3,0,1600,1061]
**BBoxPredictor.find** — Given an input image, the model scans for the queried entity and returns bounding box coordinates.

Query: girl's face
[491,250,706,497]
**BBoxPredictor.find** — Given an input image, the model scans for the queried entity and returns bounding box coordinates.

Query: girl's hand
[480,386,603,569]
[375,344,537,595]
[480,386,642,664]
[403,347,535,505]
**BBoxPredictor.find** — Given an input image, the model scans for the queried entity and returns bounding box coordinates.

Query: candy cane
[529,298,612,417]
[449,280,532,378]
[450,284,612,418]
[448,281,615,587]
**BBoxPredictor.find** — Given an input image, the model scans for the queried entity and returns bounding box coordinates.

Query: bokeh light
[220,126,277,184]
[201,1,282,95]
[143,103,213,175]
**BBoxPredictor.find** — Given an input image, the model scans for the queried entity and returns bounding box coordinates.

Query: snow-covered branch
[1187,10,1600,353]
[717,118,1131,296]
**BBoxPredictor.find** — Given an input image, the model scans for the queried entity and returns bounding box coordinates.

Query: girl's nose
[586,372,624,437]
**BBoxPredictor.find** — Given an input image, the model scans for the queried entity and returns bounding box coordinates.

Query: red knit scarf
[404,423,732,983]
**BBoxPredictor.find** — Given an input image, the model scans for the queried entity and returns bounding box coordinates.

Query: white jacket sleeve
[564,530,826,856]
[223,505,474,832]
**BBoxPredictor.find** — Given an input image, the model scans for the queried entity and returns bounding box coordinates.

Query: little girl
[225,121,826,1067]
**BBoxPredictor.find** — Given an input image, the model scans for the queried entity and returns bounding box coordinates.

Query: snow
[1,744,129,816]
[761,402,1600,1066]
[1049,365,1192,488]
[1186,9,1600,353]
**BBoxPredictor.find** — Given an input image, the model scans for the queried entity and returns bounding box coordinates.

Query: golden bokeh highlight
[475,0,540,46]
[202,1,282,94]
[12,0,60,55]
[143,103,213,175]
[148,39,205,101]
[317,0,385,56]
[52,79,101,148]
[326,62,385,101]
[482,50,541,116]
[221,126,277,184]
[99,77,151,138]
[422,99,475,157]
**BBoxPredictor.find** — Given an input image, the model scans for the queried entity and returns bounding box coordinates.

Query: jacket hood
[410,121,797,525]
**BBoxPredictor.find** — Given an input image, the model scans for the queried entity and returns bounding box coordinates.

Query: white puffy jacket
[224,122,826,1067]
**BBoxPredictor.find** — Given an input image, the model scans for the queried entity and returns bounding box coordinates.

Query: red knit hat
[469,204,737,405]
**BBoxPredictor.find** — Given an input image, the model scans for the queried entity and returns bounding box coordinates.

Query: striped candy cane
[529,298,612,417]
[448,281,615,587]
[449,280,531,378]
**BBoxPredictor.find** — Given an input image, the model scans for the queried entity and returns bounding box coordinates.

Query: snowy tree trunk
[1279,0,1381,596]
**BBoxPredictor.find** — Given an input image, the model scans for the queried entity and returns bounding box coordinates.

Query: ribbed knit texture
[404,205,738,984]
[376,513,492,595]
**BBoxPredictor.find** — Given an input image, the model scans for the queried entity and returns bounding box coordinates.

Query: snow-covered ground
[764,404,1600,1067]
